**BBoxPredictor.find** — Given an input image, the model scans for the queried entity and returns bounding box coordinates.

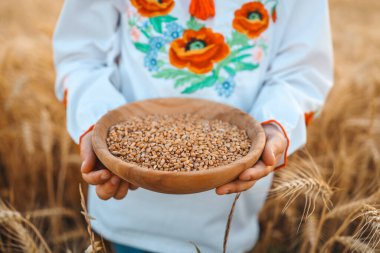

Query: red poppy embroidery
[169,28,230,74]
[233,2,270,39]
[130,0,175,18]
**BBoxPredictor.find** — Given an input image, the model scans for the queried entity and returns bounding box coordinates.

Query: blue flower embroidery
[215,77,235,97]
[149,36,166,51]
[141,20,149,30]
[164,22,184,41]
[144,51,159,72]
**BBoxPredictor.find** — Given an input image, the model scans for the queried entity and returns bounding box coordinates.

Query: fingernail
[101,171,111,180]
[111,176,120,185]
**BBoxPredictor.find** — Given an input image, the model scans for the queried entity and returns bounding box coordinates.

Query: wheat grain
[107,114,251,171]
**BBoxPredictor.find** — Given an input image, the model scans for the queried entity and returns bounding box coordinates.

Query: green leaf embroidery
[182,74,218,94]
[174,76,203,88]
[218,45,254,68]
[140,28,151,39]
[149,17,163,33]
[149,15,178,34]
[186,16,205,31]
[223,66,236,76]
[236,45,255,53]
[229,54,252,63]
[159,15,178,23]
[228,31,249,47]
[156,60,165,68]
[134,42,150,53]
[153,69,201,79]
[234,62,259,71]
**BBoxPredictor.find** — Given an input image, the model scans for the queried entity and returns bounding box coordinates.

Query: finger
[114,181,129,200]
[129,184,139,191]
[216,180,256,195]
[96,176,121,200]
[262,131,287,166]
[82,169,111,185]
[239,161,273,181]
[80,133,97,173]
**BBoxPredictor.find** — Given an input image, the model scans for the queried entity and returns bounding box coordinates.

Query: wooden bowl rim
[92,98,265,179]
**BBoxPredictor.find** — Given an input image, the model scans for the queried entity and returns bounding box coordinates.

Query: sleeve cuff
[261,119,290,171]
[78,124,95,147]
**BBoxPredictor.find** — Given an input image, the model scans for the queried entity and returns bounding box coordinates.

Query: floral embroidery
[272,6,277,22]
[215,76,235,97]
[127,0,277,96]
[164,22,184,41]
[169,28,230,74]
[144,51,160,71]
[233,2,270,39]
[130,26,141,42]
[130,0,175,18]
[189,0,215,20]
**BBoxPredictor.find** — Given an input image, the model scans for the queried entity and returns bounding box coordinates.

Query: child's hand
[216,124,287,195]
[80,130,138,200]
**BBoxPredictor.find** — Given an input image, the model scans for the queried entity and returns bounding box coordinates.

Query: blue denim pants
[112,243,154,253]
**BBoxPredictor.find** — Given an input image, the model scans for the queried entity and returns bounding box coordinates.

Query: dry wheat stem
[223,193,241,253]
[0,202,52,253]
[353,205,380,249]
[321,236,376,253]
[25,207,78,220]
[79,184,100,253]
[53,229,87,244]
[0,210,23,223]
[271,177,332,216]
[326,192,380,220]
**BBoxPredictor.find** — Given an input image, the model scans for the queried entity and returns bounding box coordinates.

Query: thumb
[261,125,287,166]
[261,140,277,166]
[80,131,96,173]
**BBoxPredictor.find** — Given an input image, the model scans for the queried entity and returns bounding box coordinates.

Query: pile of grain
[107,114,251,172]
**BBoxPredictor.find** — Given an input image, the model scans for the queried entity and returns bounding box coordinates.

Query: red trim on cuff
[79,125,95,147]
[304,112,315,126]
[261,119,290,171]
[63,88,68,108]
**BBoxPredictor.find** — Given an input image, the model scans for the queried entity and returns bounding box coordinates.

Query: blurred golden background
[0,0,379,252]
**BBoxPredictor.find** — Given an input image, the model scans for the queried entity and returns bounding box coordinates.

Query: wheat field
[0,0,379,252]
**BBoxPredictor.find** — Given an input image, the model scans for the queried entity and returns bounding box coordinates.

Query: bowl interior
[92,98,265,194]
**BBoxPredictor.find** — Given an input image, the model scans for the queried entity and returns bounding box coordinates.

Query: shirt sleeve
[249,0,333,167]
[53,0,126,144]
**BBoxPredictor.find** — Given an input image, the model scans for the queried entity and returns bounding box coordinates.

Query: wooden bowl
[92,98,265,194]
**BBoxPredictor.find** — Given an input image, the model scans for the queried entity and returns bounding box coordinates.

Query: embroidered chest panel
[124,0,278,97]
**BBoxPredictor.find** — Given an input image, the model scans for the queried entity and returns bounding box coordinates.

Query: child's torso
[111,0,279,112]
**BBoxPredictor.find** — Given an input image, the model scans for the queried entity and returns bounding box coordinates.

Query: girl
[53,0,333,252]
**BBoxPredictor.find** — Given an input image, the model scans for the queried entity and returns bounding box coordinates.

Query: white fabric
[53,0,333,252]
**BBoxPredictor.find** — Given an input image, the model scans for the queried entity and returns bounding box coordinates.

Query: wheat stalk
[0,201,52,253]
[79,184,102,253]
[353,205,380,249]
[0,210,23,223]
[223,192,241,253]
[340,236,377,253]
[21,121,35,155]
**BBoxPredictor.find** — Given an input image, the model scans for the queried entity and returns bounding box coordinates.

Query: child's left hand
[216,123,287,195]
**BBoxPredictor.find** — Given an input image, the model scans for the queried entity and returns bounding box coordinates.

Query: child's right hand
[80,130,138,200]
